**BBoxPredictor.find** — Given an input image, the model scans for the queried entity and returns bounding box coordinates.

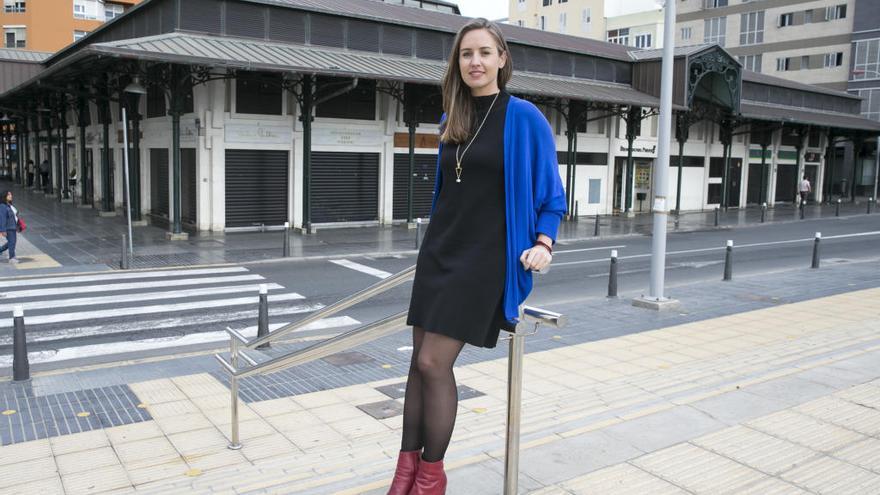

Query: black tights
[400,327,465,462]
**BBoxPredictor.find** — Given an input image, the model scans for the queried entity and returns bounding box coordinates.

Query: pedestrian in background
[800,175,812,206]
[39,159,50,193]
[388,17,566,495]
[0,191,21,264]
[26,159,34,187]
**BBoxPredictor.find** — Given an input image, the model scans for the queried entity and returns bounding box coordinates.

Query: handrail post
[503,310,526,495]
[228,338,242,450]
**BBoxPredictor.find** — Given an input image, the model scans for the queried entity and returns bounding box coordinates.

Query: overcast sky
[455,0,663,21]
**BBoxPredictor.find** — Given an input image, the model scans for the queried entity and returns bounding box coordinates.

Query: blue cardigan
[431,96,567,324]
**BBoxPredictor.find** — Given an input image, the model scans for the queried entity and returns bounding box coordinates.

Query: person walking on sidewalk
[388,18,566,495]
[39,159,50,193]
[800,175,812,206]
[26,160,34,187]
[0,191,20,264]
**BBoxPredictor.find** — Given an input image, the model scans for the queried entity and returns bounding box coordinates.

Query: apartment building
[508,0,604,37]
[1,0,140,52]
[677,0,854,91]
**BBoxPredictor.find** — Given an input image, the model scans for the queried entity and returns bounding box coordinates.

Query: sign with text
[225,123,292,144]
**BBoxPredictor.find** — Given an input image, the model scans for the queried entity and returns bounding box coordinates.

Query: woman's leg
[400,326,426,452]
[7,230,15,259]
[416,331,465,462]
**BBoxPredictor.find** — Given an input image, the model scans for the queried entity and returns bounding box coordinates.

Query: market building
[0,0,878,237]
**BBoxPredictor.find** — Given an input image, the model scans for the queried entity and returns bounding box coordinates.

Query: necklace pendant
[456,178,461,183]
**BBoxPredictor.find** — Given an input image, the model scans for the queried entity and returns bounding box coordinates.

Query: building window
[73,30,88,42]
[581,8,591,32]
[607,28,629,45]
[517,0,526,12]
[315,77,376,120]
[738,54,762,72]
[779,13,794,27]
[776,57,790,71]
[559,0,567,3]
[235,72,283,115]
[558,12,567,33]
[739,11,764,45]
[855,88,880,121]
[105,3,123,20]
[681,26,692,41]
[539,15,546,31]
[704,17,726,46]
[824,52,843,68]
[634,33,651,49]
[3,27,25,48]
[3,1,25,13]
[73,0,101,20]
[542,0,552,6]
[703,0,728,8]
[853,39,880,81]
[826,4,846,20]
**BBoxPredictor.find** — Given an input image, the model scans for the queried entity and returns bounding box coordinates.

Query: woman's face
[5,193,11,203]
[458,28,506,97]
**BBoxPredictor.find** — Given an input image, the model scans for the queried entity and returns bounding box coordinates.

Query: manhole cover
[357,399,403,420]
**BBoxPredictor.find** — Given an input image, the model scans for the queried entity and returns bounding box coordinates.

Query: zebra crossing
[0,266,360,367]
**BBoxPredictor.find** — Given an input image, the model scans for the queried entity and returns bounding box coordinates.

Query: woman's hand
[520,234,553,272]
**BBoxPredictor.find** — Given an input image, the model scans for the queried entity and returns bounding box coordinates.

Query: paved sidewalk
[3,180,878,275]
[0,257,878,493]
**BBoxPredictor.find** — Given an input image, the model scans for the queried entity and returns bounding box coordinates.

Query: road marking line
[0,303,327,345]
[553,230,880,267]
[0,283,285,313]
[3,266,249,288]
[331,259,393,279]
[0,292,305,329]
[554,245,626,255]
[0,316,360,365]
[0,274,265,299]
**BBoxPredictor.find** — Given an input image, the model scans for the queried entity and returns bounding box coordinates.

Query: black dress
[406,91,515,349]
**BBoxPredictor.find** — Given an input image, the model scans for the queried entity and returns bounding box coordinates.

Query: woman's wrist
[534,239,552,254]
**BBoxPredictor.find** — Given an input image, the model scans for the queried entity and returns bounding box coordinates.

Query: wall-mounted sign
[312,127,384,146]
[620,141,657,156]
[225,123,292,144]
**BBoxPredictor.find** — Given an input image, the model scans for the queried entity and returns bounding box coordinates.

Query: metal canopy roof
[740,101,880,132]
[742,69,860,100]
[628,44,715,61]
[0,48,52,63]
[85,32,663,107]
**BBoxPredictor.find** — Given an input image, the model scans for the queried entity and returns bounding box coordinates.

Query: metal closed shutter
[150,148,169,218]
[225,150,289,228]
[393,153,436,220]
[182,149,197,225]
[312,152,379,223]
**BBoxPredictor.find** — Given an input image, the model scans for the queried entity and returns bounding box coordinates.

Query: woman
[0,191,19,264]
[389,18,566,495]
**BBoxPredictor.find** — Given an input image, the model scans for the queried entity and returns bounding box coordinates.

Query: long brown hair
[440,18,513,144]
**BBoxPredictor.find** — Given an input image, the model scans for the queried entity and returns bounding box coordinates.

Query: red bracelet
[534,240,553,254]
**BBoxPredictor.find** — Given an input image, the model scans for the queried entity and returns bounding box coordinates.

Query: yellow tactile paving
[558,463,687,494]
[781,456,880,494]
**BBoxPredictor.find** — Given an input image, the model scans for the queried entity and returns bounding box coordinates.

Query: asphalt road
[2,213,878,371]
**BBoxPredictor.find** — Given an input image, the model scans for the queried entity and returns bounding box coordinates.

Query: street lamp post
[120,77,146,261]
[635,0,679,310]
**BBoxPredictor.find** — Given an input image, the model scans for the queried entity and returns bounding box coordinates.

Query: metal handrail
[214,264,565,495]
[239,264,416,350]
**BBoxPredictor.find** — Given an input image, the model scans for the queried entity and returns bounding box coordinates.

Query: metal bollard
[574,201,579,223]
[714,207,719,227]
[256,284,270,349]
[415,218,423,250]
[723,240,733,281]
[811,232,821,269]
[12,306,29,382]
[120,234,130,270]
[836,198,841,217]
[607,250,618,298]
[761,203,767,223]
[868,198,874,214]
[800,200,805,220]
[282,222,290,257]
[594,213,600,237]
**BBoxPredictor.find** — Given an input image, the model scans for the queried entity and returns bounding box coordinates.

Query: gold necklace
[454,91,501,183]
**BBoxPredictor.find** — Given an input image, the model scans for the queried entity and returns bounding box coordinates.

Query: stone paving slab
[0,281,877,493]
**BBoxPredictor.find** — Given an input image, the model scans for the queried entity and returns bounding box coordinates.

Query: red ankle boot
[387,450,421,495]
[408,458,446,495]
